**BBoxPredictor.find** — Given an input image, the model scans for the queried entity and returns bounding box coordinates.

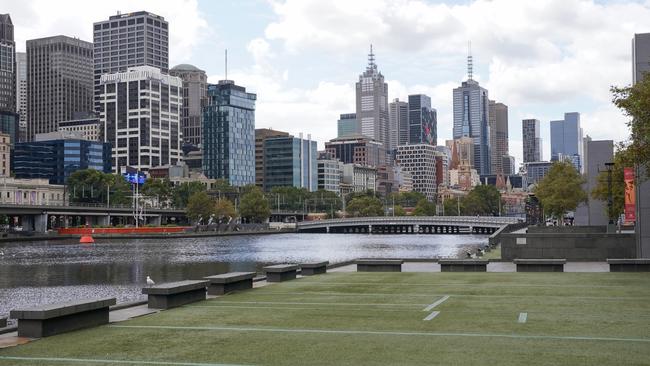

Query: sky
[3,0,648,168]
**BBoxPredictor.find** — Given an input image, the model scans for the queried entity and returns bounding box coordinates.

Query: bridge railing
[297,216,520,227]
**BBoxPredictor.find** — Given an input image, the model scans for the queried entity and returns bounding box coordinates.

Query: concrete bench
[607,259,650,272]
[204,272,256,295]
[142,280,209,309]
[356,259,403,272]
[264,264,299,282]
[301,261,329,276]
[439,259,489,272]
[0,317,6,328]
[514,259,566,272]
[10,297,115,338]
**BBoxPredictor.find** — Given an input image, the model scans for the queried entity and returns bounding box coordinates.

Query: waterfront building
[523,161,553,189]
[0,132,9,176]
[93,11,169,110]
[169,64,207,148]
[388,99,408,148]
[341,163,377,193]
[550,112,583,173]
[317,151,341,194]
[395,144,438,201]
[255,128,289,188]
[488,100,508,175]
[263,134,317,192]
[575,138,614,226]
[0,14,15,113]
[452,58,491,175]
[355,46,389,149]
[0,177,64,205]
[15,52,26,141]
[99,66,182,172]
[325,135,385,167]
[27,35,93,141]
[337,113,358,139]
[522,119,542,163]
[408,94,437,145]
[203,80,256,186]
[13,134,111,185]
[58,113,101,141]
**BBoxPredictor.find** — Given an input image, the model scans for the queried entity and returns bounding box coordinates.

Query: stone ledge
[10,297,116,320]
[514,259,566,265]
[204,272,256,284]
[0,317,6,328]
[439,260,489,265]
[142,280,208,295]
[301,261,329,268]
[607,259,650,264]
[355,259,404,265]
[264,264,299,273]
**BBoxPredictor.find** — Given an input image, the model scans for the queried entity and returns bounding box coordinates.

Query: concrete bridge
[296,216,522,235]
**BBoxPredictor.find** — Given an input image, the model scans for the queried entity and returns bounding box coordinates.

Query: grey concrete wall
[527,226,606,234]
[502,232,636,260]
[638,166,650,257]
[575,140,613,226]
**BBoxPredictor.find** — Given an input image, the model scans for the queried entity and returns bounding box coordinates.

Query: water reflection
[0,233,487,317]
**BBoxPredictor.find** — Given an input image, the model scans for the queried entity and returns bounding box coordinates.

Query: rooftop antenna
[225,49,228,80]
[368,44,376,69]
[467,41,473,81]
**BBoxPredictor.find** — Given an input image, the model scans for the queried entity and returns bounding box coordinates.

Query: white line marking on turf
[518,312,528,323]
[0,356,247,366]
[110,325,650,343]
[423,296,449,311]
[423,311,440,321]
[208,301,426,307]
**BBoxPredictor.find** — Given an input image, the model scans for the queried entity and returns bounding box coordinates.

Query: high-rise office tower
[522,119,542,163]
[27,36,93,141]
[632,33,650,84]
[337,113,357,138]
[395,144,438,201]
[15,52,26,141]
[99,66,182,172]
[452,53,491,175]
[203,80,256,186]
[93,11,169,111]
[169,64,207,148]
[550,112,583,172]
[263,134,317,192]
[488,100,508,175]
[408,94,437,146]
[0,14,15,112]
[388,99,408,148]
[356,46,388,149]
[255,128,289,188]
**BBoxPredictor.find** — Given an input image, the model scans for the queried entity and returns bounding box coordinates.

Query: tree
[172,181,206,208]
[443,196,462,216]
[413,199,437,216]
[393,205,406,216]
[346,196,384,217]
[269,186,310,211]
[67,169,131,205]
[387,191,426,208]
[141,178,172,207]
[611,78,650,176]
[592,144,635,219]
[308,189,342,213]
[463,185,502,216]
[345,189,380,204]
[214,199,237,223]
[186,191,216,224]
[534,161,587,223]
[240,186,271,223]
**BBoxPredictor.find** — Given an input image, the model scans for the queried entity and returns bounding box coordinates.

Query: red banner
[624,168,636,223]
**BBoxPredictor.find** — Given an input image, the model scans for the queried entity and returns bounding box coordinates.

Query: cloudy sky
[3,0,647,167]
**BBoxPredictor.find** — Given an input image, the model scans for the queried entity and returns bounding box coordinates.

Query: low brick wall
[501,232,636,260]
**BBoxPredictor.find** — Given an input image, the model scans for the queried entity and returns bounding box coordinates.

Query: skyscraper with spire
[355,45,389,151]
[452,44,491,175]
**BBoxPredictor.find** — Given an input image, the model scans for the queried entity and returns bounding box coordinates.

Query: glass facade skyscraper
[337,113,357,138]
[263,135,317,192]
[388,99,408,148]
[408,94,437,146]
[550,112,583,173]
[522,119,542,163]
[453,79,491,176]
[356,46,389,150]
[203,80,256,186]
[0,14,15,113]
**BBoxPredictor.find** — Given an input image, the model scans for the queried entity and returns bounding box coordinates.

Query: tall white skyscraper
[15,52,26,142]
[388,98,408,150]
[356,46,389,151]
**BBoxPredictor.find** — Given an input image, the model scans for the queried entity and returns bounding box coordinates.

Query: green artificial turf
[1,272,650,365]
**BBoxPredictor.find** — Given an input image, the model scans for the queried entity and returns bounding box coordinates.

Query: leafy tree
[413,199,437,216]
[67,169,131,205]
[172,181,206,208]
[387,191,426,208]
[269,186,311,211]
[308,189,342,213]
[592,144,635,219]
[141,178,172,207]
[442,196,463,216]
[240,186,271,223]
[186,191,216,224]
[534,161,587,223]
[463,185,503,216]
[345,189,380,204]
[393,205,406,216]
[346,196,384,217]
[214,199,237,223]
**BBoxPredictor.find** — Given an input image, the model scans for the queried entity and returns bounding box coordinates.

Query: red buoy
[79,235,95,244]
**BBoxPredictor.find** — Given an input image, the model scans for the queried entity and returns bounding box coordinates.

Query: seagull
[146,276,155,287]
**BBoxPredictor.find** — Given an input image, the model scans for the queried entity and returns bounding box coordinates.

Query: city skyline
[2,0,647,167]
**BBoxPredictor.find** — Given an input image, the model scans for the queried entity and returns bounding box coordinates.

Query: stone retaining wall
[501,232,636,260]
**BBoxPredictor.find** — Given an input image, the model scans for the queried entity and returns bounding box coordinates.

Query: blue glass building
[550,112,583,173]
[264,135,317,192]
[337,113,357,138]
[12,139,111,184]
[0,110,18,144]
[203,80,256,186]
[408,94,437,145]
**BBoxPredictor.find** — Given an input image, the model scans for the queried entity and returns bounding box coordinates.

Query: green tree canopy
[172,181,206,208]
[442,196,463,216]
[413,199,437,216]
[307,189,343,213]
[268,186,311,211]
[141,178,172,207]
[534,161,587,222]
[611,77,650,176]
[393,205,406,216]
[214,199,237,223]
[67,169,131,205]
[463,185,503,216]
[592,144,634,219]
[240,186,271,223]
[186,191,216,224]
[346,195,384,217]
[387,191,426,208]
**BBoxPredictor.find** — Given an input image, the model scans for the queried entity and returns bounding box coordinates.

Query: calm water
[0,233,487,319]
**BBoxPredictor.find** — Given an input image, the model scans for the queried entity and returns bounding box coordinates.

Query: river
[0,233,488,318]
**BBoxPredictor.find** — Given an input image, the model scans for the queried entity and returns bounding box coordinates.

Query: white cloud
[6,0,208,65]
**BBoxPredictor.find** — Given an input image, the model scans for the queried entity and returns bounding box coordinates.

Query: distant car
[13,226,23,232]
